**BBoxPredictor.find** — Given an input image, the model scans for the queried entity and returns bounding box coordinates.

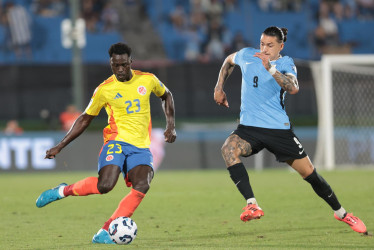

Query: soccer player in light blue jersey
[214,26,366,234]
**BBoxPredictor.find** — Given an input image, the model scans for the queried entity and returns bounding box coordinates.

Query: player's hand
[45,146,61,159]
[254,52,271,71]
[214,89,229,108]
[164,128,176,143]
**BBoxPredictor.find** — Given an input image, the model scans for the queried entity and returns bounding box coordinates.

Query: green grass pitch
[0,169,373,249]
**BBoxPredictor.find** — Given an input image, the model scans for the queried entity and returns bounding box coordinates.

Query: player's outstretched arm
[214,52,236,108]
[45,113,95,159]
[160,87,176,143]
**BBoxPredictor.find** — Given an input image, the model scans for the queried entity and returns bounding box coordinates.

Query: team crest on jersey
[138,86,147,95]
[106,155,114,161]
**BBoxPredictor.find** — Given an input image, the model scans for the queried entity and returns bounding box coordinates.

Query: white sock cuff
[58,186,65,198]
[247,198,257,205]
[334,207,346,219]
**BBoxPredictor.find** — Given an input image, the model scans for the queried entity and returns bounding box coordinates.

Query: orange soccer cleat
[240,204,264,222]
[334,213,367,233]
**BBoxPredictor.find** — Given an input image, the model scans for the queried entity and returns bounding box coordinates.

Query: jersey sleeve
[151,75,166,97]
[84,86,106,116]
[280,56,297,77]
[233,48,245,66]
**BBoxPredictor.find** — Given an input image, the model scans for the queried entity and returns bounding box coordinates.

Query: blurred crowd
[168,0,251,62]
[257,0,305,12]
[0,1,32,59]
[0,0,119,59]
[313,0,374,55]
[166,0,374,61]
[1,0,374,61]
[30,0,119,32]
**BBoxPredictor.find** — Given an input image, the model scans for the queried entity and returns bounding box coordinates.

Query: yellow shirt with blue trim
[85,70,166,148]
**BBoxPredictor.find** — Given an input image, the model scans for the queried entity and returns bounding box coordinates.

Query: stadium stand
[0,0,373,64]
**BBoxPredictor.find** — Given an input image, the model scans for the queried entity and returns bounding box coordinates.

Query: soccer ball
[108,217,137,245]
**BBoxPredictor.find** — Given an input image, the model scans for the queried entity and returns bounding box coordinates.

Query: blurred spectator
[356,0,374,19]
[342,0,357,19]
[223,0,237,12]
[100,1,119,32]
[313,1,340,54]
[167,0,240,62]
[31,0,67,17]
[170,3,188,31]
[3,120,23,135]
[229,32,250,54]
[205,35,224,61]
[221,25,233,54]
[203,19,224,61]
[184,25,204,61]
[258,0,277,11]
[81,0,103,33]
[149,128,166,172]
[258,0,304,12]
[3,1,32,59]
[206,0,224,21]
[60,104,81,131]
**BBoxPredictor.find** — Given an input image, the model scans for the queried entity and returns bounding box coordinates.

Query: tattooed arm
[214,52,237,107]
[271,70,299,94]
[254,52,299,94]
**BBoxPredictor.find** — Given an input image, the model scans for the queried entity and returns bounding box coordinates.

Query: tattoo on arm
[272,72,299,93]
[215,57,235,91]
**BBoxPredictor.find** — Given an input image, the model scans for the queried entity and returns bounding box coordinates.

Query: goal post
[311,54,374,170]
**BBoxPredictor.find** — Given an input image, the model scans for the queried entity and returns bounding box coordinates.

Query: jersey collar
[113,70,135,83]
[270,54,282,63]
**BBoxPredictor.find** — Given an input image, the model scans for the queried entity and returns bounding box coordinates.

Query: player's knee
[133,181,150,194]
[97,182,115,194]
[221,142,239,161]
[221,142,231,156]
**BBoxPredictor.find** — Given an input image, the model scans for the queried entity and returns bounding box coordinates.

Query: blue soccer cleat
[92,229,115,244]
[36,183,67,208]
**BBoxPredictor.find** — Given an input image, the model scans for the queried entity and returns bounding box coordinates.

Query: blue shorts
[98,140,153,185]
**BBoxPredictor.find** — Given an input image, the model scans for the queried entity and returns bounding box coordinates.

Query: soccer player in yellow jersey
[36,43,176,244]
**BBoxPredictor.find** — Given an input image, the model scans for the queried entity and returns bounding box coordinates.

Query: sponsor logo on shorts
[106,155,114,161]
[138,86,147,95]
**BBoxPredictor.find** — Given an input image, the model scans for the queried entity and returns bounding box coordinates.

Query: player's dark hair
[108,43,132,57]
[263,26,288,43]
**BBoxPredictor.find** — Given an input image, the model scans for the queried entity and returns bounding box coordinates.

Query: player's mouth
[116,74,126,80]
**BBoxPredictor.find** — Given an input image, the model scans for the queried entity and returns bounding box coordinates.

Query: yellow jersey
[85,70,166,148]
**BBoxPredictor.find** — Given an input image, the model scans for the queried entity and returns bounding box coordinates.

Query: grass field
[0,169,373,249]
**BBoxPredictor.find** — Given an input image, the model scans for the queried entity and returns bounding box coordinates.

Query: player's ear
[280,43,284,51]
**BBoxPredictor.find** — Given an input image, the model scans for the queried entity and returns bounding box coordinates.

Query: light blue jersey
[234,47,297,129]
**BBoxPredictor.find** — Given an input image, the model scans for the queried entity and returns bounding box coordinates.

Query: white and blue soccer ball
[108,217,137,245]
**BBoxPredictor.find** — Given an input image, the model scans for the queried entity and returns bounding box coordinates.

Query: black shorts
[232,124,308,162]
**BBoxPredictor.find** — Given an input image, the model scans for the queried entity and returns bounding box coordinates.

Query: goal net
[311,55,374,170]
